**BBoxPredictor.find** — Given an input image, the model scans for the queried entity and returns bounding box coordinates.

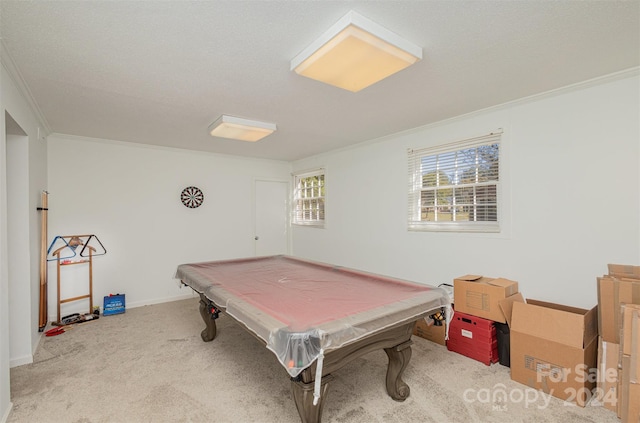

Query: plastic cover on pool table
[175,255,452,378]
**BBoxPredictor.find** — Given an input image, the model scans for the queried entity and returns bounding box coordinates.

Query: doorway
[5,111,32,367]
[254,179,289,256]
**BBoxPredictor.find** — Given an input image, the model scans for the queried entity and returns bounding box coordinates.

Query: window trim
[408,131,502,233]
[292,168,325,228]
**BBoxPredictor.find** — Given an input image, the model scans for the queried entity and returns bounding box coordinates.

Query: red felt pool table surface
[176,255,450,376]
[181,255,437,327]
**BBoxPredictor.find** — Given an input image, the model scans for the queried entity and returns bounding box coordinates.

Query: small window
[293,169,325,227]
[408,131,501,232]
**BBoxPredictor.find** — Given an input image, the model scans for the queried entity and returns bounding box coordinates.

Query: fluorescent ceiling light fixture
[208,115,277,142]
[290,11,422,92]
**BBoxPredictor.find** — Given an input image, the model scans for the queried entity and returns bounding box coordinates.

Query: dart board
[181,186,204,208]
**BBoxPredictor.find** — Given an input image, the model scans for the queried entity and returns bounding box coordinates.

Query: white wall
[291,73,640,310]
[0,60,9,423]
[1,48,48,422]
[6,133,31,367]
[47,135,291,319]
[1,44,637,423]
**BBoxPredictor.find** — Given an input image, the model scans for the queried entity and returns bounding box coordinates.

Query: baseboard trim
[1,402,13,423]
[10,354,33,368]
[47,292,198,322]
[126,293,196,309]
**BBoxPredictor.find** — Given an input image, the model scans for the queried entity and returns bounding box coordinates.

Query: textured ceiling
[1,1,639,161]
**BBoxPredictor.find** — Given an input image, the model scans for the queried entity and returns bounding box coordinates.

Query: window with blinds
[293,169,325,227]
[408,131,501,232]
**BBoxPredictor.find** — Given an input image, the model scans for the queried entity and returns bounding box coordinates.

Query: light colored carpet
[9,298,618,423]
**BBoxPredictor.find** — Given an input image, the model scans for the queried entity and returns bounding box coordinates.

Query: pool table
[175,255,450,423]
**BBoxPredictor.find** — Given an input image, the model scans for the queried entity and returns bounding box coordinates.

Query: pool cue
[38,191,49,332]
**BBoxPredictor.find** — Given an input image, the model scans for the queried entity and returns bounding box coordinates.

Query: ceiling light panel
[208,115,277,142]
[291,11,423,92]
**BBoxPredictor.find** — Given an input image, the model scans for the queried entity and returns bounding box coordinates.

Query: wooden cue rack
[51,235,98,323]
[37,191,49,331]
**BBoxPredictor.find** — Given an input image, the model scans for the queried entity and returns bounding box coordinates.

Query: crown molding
[0,39,52,136]
[294,66,640,163]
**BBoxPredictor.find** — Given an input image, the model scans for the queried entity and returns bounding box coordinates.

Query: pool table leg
[384,340,412,401]
[198,294,217,342]
[291,374,333,423]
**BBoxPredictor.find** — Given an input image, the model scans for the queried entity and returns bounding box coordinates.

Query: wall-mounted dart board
[180,186,204,208]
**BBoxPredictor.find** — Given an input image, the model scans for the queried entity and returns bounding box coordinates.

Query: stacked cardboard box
[510,299,598,407]
[453,275,519,323]
[598,264,640,343]
[596,264,640,417]
[413,318,446,346]
[413,285,451,345]
[620,304,640,422]
[452,275,521,366]
[598,338,619,412]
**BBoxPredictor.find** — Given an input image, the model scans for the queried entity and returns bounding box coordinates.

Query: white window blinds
[408,131,502,232]
[293,169,325,227]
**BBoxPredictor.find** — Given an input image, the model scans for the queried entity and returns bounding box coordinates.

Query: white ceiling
[1,1,638,161]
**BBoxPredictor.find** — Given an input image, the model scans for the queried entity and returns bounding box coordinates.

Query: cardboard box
[598,276,640,343]
[618,369,623,419]
[510,299,598,407]
[608,264,640,280]
[453,275,518,323]
[498,292,525,327]
[413,319,446,346]
[597,337,619,412]
[623,383,640,423]
[621,305,640,359]
[630,310,640,385]
[619,308,640,422]
[620,355,632,422]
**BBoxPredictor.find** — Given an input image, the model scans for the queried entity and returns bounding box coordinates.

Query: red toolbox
[447,310,498,366]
